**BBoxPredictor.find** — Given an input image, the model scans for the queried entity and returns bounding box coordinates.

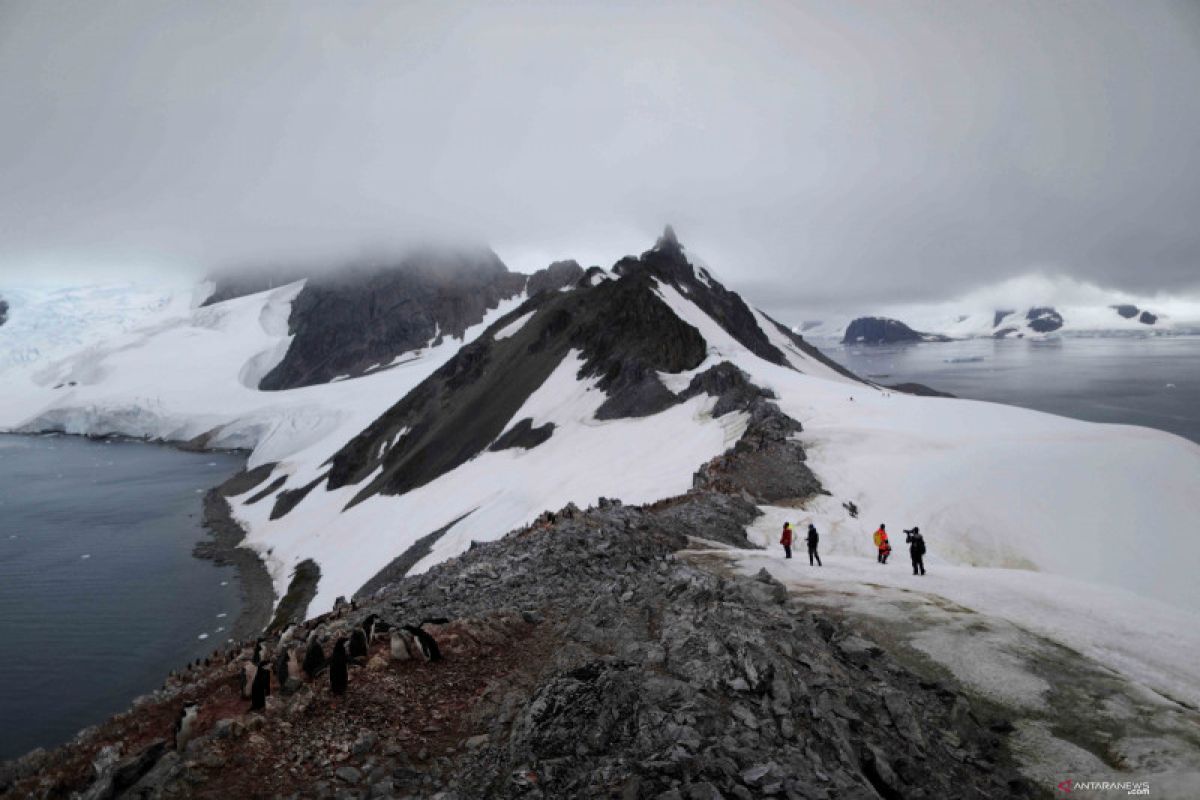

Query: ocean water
[820,335,1200,445]
[0,434,244,761]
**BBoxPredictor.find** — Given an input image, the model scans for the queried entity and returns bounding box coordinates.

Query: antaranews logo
[1057,778,1151,795]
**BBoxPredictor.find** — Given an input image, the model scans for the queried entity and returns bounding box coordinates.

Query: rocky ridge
[1,378,1032,800]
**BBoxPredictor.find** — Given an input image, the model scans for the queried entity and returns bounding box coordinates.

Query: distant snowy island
[798,275,1200,342]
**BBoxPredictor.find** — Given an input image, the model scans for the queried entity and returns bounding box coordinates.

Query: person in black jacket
[806,523,822,566]
[905,527,926,575]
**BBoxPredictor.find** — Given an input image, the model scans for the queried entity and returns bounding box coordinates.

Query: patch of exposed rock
[1025,307,1063,333]
[260,248,525,390]
[526,260,584,296]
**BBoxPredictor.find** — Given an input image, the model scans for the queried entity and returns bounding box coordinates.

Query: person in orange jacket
[873,524,891,564]
[780,522,794,559]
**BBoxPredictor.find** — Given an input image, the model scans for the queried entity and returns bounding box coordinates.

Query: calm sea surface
[0,435,244,760]
[821,335,1200,445]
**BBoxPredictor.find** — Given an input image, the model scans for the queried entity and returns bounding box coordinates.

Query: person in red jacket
[873,524,891,564]
[780,522,794,559]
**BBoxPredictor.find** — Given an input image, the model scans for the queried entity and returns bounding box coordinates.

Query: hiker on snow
[873,524,891,564]
[905,527,926,575]
[806,523,822,566]
[780,522,794,559]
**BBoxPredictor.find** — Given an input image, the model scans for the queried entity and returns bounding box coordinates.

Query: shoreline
[0,429,278,645]
[194,468,278,643]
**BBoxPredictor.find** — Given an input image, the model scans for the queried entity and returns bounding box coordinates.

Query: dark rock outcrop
[0,296,8,327]
[1139,310,1158,325]
[525,260,584,296]
[993,309,1015,327]
[489,418,556,451]
[1112,304,1139,319]
[842,316,947,344]
[259,248,525,390]
[1025,306,1063,333]
[885,382,955,398]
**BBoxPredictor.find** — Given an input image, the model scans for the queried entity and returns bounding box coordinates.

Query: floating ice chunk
[80,554,91,559]
[197,633,209,640]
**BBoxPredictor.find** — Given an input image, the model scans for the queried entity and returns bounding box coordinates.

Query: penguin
[329,638,348,696]
[174,703,199,752]
[251,638,264,666]
[240,660,257,699]
[362,614,391,642]
[250,663,271,711]
[349,628,369,663]
[303,635,326,679]
[286,646,302,687]
[273,644,290,688]
[403,625,441,662]
[389,630,412,661]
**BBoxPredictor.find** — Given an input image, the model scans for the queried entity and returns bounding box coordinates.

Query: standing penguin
[362,614,390,642]
[174,703,199,752]
[240,660,257,699]
[286,646,302,687]
[303,635,326,679]
[274,644,290,688]
[329,638,348,696]
[403,625,441,662]
[389,630,412,661]
[251,637,264,666]
[250,663,271,711]
[349,628,369,663]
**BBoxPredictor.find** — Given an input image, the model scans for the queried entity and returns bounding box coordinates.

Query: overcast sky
[2,0,1199,317]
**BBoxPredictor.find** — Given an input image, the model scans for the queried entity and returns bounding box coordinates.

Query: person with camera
[905,527,927,575]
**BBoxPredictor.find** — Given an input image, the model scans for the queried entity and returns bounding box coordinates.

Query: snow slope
[2,243,1197,621]
[652,280,1200,610]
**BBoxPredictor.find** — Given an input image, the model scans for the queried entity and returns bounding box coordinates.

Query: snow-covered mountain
[2,232,1198,623]
[800,275,1200,341]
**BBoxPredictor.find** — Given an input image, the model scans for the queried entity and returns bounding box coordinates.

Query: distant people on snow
[780,522,794,559]
[806,523,822,566]
[874,524,891,564]
[905,527,926,575]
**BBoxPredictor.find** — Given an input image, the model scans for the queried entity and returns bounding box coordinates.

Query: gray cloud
[2,0,1199,318]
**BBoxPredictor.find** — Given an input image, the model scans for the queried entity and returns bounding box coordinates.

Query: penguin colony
[163,605,446,751]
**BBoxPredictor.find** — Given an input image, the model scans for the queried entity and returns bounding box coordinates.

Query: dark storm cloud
[1,1,1198,315]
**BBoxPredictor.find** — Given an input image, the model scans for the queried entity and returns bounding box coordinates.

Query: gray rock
[337,765,364,784]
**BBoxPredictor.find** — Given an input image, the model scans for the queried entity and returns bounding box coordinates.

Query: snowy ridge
[1,237,1197,649]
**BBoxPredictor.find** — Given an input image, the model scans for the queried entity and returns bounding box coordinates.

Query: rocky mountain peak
[656,223,680,251]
